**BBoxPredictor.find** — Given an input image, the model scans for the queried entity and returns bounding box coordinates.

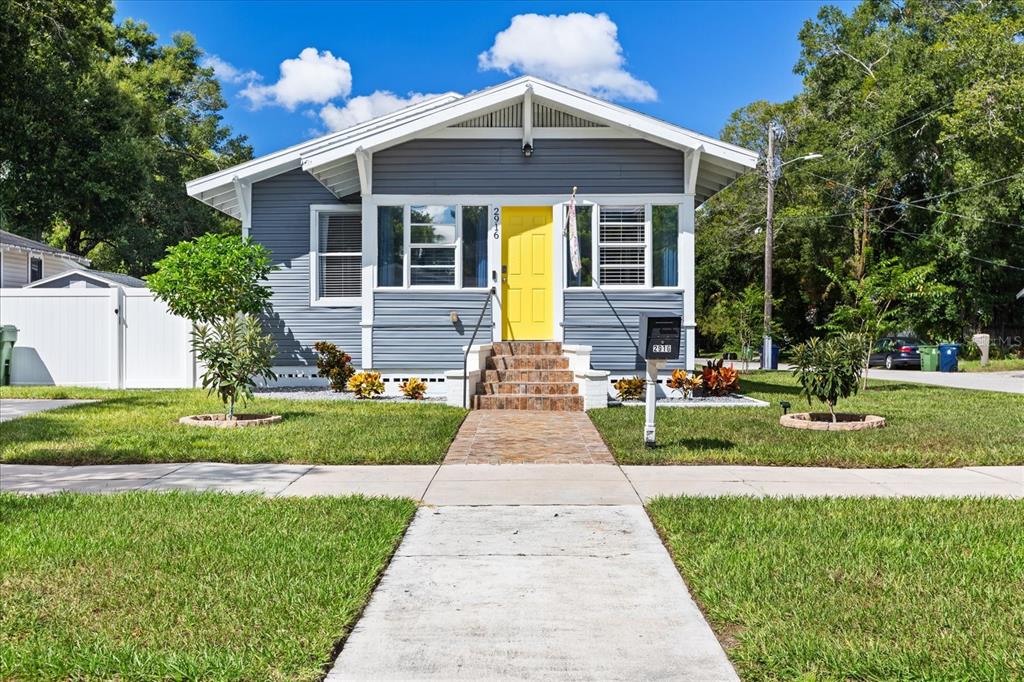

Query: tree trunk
[827,400,837,423]
[862,340,872,390]
[228,394,235,420]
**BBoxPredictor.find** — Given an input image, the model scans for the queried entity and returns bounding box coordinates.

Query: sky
[115,1,856,156]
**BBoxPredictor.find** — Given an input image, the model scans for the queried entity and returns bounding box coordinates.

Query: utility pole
[762,124,776,369]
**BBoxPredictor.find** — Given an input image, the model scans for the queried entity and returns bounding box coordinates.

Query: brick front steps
[472,342,583,411]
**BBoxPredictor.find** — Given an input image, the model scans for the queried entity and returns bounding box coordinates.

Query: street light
[762,124,820,369]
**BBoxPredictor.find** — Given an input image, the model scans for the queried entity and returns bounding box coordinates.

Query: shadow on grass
[740,379,803,397]
[656,437,736,452]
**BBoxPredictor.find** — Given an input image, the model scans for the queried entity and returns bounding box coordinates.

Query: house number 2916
[492,207,500,239]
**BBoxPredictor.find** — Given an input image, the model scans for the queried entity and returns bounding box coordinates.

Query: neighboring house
[0,230,90,287]
[24,269,147,289]
[186,76,757,404]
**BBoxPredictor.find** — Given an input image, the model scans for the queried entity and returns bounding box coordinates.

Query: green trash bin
[1,324,18,385]
[918,345,939,372]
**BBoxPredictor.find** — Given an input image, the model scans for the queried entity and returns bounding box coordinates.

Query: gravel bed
[253,387,445,403]
[615,394,769,408]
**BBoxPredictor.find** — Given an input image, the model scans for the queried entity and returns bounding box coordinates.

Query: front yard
[0,491,416,681]
[0,387,466,465]
[649,496,1024,681]
[590,372,1024,467]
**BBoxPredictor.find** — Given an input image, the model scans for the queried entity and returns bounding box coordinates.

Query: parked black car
[868,336,922,369]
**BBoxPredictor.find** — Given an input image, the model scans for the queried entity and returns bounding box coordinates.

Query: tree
[148,235,278,418]
[820,258,954,387]
[696,1,1024,348]
[0,1,252,274]
[701,284,768,368]
[791,334,864,422]
[146,234,275,323]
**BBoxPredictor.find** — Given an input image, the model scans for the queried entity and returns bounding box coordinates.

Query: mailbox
[639,313,681,360]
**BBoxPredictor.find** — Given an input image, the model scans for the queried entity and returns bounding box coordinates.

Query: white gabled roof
[187,76,758,217]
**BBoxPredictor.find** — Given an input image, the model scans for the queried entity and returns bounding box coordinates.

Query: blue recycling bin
[770,343,780,370]
[938,343,960,372]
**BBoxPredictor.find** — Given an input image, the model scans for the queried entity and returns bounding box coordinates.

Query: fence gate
[0,287,194,389]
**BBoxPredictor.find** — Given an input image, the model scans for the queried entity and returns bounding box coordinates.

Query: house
[186,76,757,408]
[24,269,147,289]
[0,230,90,287]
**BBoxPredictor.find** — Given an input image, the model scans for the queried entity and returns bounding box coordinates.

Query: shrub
[191,315,276,419]
[666,369,703,398]
[313,341,354,392]
[790,334,864,422]
[613,376,645,401]
[701,359,740,396]
[399,377,427,400]
[348,371,384,399]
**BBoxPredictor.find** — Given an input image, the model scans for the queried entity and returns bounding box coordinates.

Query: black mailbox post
[639,314,681,360]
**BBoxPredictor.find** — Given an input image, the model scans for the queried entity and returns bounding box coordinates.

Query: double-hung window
[566,203,679,288]
[312,206,361,304]
[377,204,490,289]
[410,205,457,285]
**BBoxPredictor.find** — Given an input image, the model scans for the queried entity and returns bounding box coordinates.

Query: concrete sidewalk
[0,399,97,422]
[2,462,1020,500]
[327,505,738,681]
[863,368,1024,394]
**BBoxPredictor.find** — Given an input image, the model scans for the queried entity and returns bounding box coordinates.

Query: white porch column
[681,194,696,371]
[360,195,376,369]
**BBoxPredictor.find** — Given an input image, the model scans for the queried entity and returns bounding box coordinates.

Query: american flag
[567,188,581,276]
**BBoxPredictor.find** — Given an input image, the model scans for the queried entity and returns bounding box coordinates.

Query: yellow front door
[501,206,553,340]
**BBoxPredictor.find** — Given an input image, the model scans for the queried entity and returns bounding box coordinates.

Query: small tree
[821,259,954,388]
[146,234,275,323]
[703,285,771,369]
[192,316,276,418]
[147,234,278,418]
[790,334,864,422]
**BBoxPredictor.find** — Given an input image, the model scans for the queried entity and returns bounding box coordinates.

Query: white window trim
[309,204,362,307]
[564,201,684,290]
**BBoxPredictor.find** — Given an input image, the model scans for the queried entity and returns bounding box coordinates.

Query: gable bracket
[355,147,372,196]
[522,85,533,152]
[685,146,704,195]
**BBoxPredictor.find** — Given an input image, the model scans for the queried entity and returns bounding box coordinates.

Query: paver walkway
[444,410,614,464]
[3,463,1020,499]
[0,398,96,422]
[327,505,738,681]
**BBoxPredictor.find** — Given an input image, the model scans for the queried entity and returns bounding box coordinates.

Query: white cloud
[201,55,260,84]
[319,90,439,131]
[478,12,656,102]
[241,48,352,110]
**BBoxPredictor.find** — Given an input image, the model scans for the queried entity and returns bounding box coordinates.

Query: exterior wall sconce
[449,311,460,323]
[522,143,533,158]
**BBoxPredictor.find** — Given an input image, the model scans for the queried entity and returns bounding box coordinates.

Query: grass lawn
[590,372,1024,467]
[0,387,466,465]
[957,358,1024,372]
[0,491,416,681]
[649,496,1024,681]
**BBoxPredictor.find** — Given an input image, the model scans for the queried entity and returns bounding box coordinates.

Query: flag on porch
[567,187,581,277]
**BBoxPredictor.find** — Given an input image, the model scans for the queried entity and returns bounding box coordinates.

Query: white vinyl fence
[0,287,195,388]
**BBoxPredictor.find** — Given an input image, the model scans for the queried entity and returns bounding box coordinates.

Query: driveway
[862,368,1024,393]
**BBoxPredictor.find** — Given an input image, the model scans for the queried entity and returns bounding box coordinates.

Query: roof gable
[187,76,758,215]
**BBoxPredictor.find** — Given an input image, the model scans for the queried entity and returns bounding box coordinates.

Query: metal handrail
[462,286,496,408]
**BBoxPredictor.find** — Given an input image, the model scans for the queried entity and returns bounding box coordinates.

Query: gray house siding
[563,290,686,371]
[250,169,361,365]
[373,138,684,195]
[373,291,494,370]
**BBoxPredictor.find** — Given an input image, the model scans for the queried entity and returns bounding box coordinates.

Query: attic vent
[453,102,606,128]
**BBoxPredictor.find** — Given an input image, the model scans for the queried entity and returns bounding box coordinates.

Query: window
[462,206,488,288]
[314,209,361,302]
[376,204,489,289]
[409,205,457,285]
[597,206,645,285]
[29,256,43,283]
[377,206,403,287]
[565,204,593,287]
[652,205,679,287]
